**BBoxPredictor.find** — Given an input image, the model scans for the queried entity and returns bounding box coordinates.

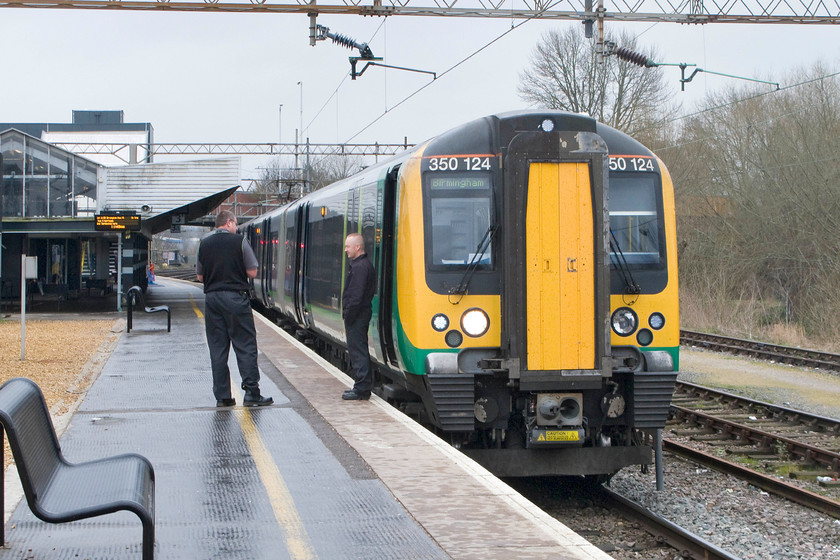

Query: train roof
[424,110,654,159]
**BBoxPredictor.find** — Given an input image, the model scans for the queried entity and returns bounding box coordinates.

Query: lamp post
[297,81,309,193]
[297,81,303,138]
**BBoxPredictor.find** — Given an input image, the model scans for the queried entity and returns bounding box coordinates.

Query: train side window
[284,221,296,298]
[360,183,377,266]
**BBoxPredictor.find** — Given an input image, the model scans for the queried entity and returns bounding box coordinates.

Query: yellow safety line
[189,294,204,318]
[193,289,315,559]
[232,394,317,560]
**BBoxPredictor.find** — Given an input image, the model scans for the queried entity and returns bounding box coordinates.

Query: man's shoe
[216,398,236,407]
[341,390,371,401]
[243,395,274,407]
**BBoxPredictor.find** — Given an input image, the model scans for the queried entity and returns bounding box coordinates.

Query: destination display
[95,212,141,232]
[428,175,492,190]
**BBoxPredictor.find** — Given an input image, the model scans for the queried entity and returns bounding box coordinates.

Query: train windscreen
[427,173,493,268]
[609,174,663,266]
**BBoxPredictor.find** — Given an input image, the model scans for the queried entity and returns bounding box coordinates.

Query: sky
[1,7,839,179]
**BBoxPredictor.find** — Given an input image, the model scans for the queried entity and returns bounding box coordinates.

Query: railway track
[154,267,197,282]
[680,329,840,372]
[598,485,742,560]
[510,476,746,560]
[667,381,840,518]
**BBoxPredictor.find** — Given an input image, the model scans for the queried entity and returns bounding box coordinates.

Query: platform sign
[95,212,141,232]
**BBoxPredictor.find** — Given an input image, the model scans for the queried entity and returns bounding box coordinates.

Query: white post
[20,254,26,361]
[20,255,37,360]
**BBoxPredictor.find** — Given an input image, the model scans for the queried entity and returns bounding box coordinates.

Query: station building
[0,111,240,310]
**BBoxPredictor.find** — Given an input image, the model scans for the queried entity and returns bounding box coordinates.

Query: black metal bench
[0,377,155,559]
[126,285,171,333]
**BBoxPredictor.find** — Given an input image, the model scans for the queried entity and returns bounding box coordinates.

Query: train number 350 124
[427,156,492,172]
[609,156,655,172]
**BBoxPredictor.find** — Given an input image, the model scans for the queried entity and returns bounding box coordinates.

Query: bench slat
[0,378,155,559]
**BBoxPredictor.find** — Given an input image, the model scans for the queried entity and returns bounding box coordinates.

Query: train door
[501,131,611,389]
[525,162,595,371]
[378,166,400,367]
[268,228,278,305]
[296,203,312,328]
[261,216,272,305]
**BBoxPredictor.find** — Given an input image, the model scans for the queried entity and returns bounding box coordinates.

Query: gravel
[610,455,840,559]
[0,317,122,461]
[599,347,840,559]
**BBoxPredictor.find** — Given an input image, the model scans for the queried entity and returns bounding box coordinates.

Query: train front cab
[396,113,678,477]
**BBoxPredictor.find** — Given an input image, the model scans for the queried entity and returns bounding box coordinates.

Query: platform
[1,278,610,560]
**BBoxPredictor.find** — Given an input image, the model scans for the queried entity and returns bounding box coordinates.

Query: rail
[669,381,840,517]
[598,485,742,560]
[680,330,840,372]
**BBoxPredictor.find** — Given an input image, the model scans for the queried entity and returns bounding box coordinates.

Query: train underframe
[399,352,676,477]
[264,306,675,478]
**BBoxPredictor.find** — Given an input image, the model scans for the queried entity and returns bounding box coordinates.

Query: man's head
[344,233,365,260]
[216,210,237,232]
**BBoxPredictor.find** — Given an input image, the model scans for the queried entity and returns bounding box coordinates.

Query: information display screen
[95,212,141,231]
[428,175,491,191]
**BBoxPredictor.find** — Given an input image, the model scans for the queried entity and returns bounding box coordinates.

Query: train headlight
[637,329,654,346]
[461,308,490,337]
[648,312,665,330]
[431,313,450,332]
[540,119,555,132]
[611,307,638,336]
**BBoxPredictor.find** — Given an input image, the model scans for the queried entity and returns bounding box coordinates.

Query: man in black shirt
[341,233,376,401]
[196,210,273,407]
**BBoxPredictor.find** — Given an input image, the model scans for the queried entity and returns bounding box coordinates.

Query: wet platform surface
[2,278,609,560]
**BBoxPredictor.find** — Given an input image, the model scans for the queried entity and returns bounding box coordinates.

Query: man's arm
[195,248,204,283]
[242,237,259,280]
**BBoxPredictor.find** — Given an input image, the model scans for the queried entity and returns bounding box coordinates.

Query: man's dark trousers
[205,290,260,400]
[345,308,373,394]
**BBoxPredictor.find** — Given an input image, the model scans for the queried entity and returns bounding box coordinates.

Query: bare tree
[671,63,840,339]
[518,27,678,138]
[308,152,366,191]
[252,157,303,202]
[252,152,366,202]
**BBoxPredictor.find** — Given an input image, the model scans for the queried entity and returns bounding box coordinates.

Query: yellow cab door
[525,162,595,371]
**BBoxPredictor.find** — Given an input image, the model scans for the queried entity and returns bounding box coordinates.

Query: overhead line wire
[650,68,840,153]
[304,19,388,136]
[670,69,840,125]
[343,1,564,144]
[642,68,840,182]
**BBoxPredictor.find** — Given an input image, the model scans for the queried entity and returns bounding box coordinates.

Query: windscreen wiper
[449,224,498,304]
[609,230,641,297]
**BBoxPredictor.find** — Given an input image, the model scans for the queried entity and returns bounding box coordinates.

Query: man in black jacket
[341,233,376,400]
[196,210,273,408]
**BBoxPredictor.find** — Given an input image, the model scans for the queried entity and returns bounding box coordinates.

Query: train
[245,110,679,477]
